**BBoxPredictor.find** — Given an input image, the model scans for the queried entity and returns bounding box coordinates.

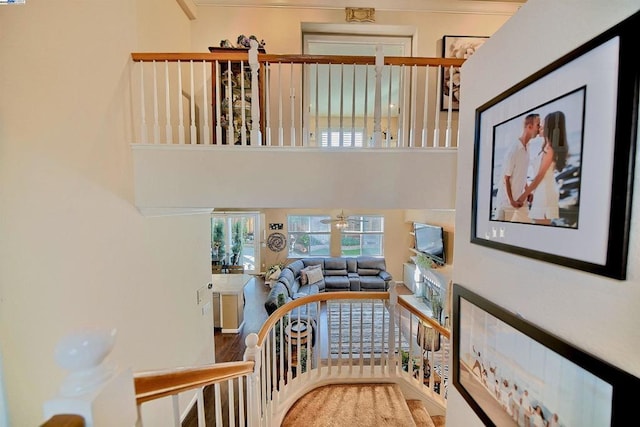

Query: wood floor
[183,275,270,427]
[214,275,271,363]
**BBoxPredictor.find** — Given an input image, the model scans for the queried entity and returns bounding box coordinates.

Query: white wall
[449,1,640,426]
[0,1,215,425]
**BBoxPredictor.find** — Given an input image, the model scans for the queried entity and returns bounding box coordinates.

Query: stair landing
[281,383,443,427]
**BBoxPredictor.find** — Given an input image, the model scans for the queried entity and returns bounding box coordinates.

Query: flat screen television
[413,222,446,266]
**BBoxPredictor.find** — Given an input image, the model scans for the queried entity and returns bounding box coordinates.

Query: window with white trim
[340,215,384,256]
[288,215,331,257]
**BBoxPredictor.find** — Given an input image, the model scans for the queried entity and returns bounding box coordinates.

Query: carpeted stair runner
[281,383,445,427]
[405,400,445,427]
[406,400,436,427]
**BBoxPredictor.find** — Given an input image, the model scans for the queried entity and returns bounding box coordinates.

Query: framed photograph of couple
[452,283,640,427]
[470,11,640,280]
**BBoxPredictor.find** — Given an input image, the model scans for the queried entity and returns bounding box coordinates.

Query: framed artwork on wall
[441,35,488,111]
[452,283,640,427]
[470,10,640,280]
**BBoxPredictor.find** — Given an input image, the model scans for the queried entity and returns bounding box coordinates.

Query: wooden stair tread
[282,383,417,427]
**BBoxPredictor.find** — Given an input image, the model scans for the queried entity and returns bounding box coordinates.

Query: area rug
[327,300,409,356]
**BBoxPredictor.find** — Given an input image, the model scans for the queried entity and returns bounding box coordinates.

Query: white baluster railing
[132,49,465,148]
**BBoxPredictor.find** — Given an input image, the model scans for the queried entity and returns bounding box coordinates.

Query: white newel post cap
[43,328,137,426]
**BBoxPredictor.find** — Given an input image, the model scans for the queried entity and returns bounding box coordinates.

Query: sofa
[264,256,393,315]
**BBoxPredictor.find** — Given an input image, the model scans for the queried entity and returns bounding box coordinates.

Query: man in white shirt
[495,113,541,223]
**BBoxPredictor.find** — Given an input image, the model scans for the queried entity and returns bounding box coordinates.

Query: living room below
[212,208,455,288]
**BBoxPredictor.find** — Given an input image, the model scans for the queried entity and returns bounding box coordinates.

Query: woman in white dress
[517,111,569,225]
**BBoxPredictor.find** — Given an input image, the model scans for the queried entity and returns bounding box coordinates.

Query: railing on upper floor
[130,43,465,149]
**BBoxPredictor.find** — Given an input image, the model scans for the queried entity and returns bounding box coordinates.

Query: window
[320,129,364,147]
[288,215,331,257]
[211,212,260,274]
[340,215,384,257]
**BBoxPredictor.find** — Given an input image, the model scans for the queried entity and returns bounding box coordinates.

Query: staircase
[282,383,444,427]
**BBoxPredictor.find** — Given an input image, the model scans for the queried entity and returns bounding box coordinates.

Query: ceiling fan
[320,211,367,230]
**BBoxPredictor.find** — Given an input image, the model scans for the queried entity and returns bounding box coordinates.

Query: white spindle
[313,64,319,147]
[289,62,296,147]
[189,61,197,144]
[434,65,442,148]
[351,64,356,147]
[228,378,235,427]
[164,61,173,144]
[386,65,393,147]
[226,60,233,145]
[373,46,383,147]
[339,63,344,147]
[409,65,418,147]
[202,60,210,145]
[238,376,245,427]
[397,64,407,146]
[445,64,454,148]
[240,60,247,146]
[177,60,185,145]
[197,387,205,426]
[214,382,223,426]
[248,41,261,146]
[265,62,272,146]
[152,60,160,144]
[364,65,369,146]
[277,63,283,146]
[139,61,147,144]
[421,65,430,148]
[171,395,180,427]
[215,61,222,144]
[301,64,308,146]
[327,64,332,144]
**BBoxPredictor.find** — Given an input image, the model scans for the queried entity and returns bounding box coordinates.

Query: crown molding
[192,0,524,15]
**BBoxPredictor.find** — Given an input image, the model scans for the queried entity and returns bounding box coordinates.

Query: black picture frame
[452,283,640,427]
[470,11,640,280]
[441,35,489,111]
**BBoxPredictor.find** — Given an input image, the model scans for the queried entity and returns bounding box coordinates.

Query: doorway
[301,24,416,145]
[211,212,261,274]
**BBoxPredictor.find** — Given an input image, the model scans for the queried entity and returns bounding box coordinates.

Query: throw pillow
[300,265,321,285]
[305,266,324,285]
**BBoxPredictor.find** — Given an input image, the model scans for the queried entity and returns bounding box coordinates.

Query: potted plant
[415,252,435,274]
[431,292,444,324]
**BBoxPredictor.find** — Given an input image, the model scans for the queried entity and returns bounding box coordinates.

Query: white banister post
[139,61,147,144]
[388,282,398,373]
[43,329,137,427]
[248,40,261,146]
[243,333,262,427]
[373,45,383,147]
[433,65,442,148]
[445,65,454,148]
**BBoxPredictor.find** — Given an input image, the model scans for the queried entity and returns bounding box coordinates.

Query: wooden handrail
[133,360,254,404]
[130,52,465,68]
[256,290,450,345]
[256,291,387,344]
[40,414,85,427]
[397,297,451,338]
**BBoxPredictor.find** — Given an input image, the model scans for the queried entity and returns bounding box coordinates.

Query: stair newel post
[388,282,398,374]
[248,40,262,146]
[244,333,263,427]
[43,328,137,426]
